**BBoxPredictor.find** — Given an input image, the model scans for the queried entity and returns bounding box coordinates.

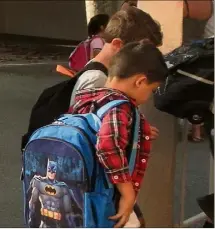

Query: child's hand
[109,182,135,228]
[150,125,159,140]
[109,195,135,228]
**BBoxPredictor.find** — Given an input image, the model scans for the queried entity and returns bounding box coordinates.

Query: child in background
[69,14,109,72]
[87,14,110,59]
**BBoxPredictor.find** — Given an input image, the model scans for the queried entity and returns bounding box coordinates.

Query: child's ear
[135,74,147,88]
[111,38,123,51]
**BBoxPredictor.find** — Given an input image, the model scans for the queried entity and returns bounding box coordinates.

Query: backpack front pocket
[84,190,116,228]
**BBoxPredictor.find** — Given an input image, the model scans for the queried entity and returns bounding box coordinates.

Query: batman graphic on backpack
[27,159,82,227]
[22,100,139,228]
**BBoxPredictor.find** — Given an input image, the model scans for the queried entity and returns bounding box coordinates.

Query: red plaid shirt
[69,88,151,192]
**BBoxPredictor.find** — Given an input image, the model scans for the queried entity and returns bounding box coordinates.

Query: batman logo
[45,185,56,196]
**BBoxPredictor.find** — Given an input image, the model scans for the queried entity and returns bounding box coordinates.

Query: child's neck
[105,77,135,100]
[93,45,116,70]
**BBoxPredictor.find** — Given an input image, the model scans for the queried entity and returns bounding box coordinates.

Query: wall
[0,1,87,41]
[85,0,123,23]
[137,1,208,227]
[137,1,183,227]
[0,2,5,32]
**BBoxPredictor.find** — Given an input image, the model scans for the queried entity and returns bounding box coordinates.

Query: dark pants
[133,204,143,219]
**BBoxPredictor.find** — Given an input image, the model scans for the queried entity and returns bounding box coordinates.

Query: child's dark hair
[109,40,168,83]
[88,14,110,38]
[103,7,163,47]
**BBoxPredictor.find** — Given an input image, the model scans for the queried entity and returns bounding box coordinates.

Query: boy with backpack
[68,7,162,225]
[22,6,162,147]
[22,6,163,228]
[22,41,167,228]
[69,41,168,227]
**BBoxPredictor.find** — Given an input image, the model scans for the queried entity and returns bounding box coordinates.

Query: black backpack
[21,62,108,150]
[154,37,214,124]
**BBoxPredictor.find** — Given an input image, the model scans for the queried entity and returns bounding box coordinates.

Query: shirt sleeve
[96,104,133,184]
[70,70,107,106]
[77,70,107,90]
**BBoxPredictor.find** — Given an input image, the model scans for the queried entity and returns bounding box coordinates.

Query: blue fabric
[129,108,140,175]
[29,124,95,178]
[23,100,140,228]
[96,100,128,119]
[84,189,115,228]
[58,114,101,133]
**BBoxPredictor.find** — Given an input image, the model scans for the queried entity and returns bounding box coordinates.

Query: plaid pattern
[69,88,151,192]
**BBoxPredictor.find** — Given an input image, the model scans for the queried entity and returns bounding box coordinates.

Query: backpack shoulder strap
[69,40,85,59]
[128,108,140,174]
[69,61,108,83]
[90,35,105,45]
[83,61,108,76]
[96,100,128,119]
[96,100,140,188]
[87,35,105,60]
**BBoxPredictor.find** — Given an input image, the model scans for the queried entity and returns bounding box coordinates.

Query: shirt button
[142,159,146,163]
[114,175,119,180]
[135,182,139,187]
[145,136,150,140]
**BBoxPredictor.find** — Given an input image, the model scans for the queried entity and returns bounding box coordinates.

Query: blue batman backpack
[22,100,140,228]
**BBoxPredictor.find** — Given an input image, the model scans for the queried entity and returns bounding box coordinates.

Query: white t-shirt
[90,37,104,57]
[204,2,214,38]
[70,69,107,106]
[204,14,214,37]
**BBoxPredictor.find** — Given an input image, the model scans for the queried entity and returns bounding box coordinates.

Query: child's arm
[110,182,136,228]
[96,104,135,226]
[96,105,133,184]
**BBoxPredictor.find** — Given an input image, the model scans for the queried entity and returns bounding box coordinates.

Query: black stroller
[154,37,214,226]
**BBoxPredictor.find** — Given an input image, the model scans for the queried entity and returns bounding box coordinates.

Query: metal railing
[175,120,213,227]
